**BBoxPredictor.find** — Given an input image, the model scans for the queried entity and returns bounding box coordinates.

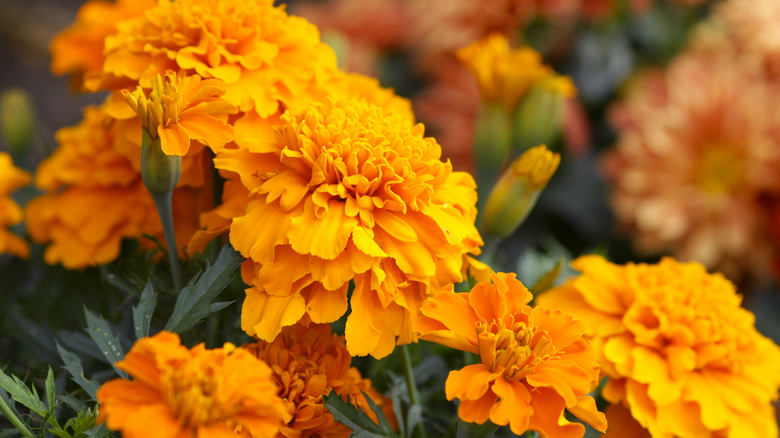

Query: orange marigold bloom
[223,97,483,358]
[416,272,607,437]
[0,153,30,258]
[605,52,780,281]
[242,323,395,438]
[49,0,155,90]
[537,255,780,437]
[26,104,209,268]
[90,0,338,118]
[456,33,576,112]
[97,331,290,438]
[123,72,237,156]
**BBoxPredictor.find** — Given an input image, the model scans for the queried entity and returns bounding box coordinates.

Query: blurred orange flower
[457,33,575,112]
[91,0,338,118]
[123,72,237,156]
[243,323,395,437]
[97,331,289,438]
[49,0,155,90]
[417,272,607,437]
[224,97,482,358]
[605,52,780,280]
[712,0,780,79]
[0,153,30,258]
[538,255,780,437]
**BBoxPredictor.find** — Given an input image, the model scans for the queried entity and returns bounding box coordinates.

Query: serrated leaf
[529,257,564,295]
[360,391,394,434]
[164,244,241,334]
[132,282,157,339]
[60,394,86,413]
[45,367,56,412]
[456,419,499,438]
[56,344,100,400]
[83,308,128,379]
[208,301,234,313]
[323,392,397,438]
[0,368,47,416]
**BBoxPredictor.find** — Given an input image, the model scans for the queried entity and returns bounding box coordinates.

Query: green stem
[151,191,183,291]
[0,394,33,437]
[399,344,427,438]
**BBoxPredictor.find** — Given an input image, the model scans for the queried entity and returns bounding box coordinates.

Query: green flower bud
[141,130,181,194]
[0,88,36,153]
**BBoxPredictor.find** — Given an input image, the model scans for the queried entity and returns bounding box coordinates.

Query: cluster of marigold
[0,0,778,437]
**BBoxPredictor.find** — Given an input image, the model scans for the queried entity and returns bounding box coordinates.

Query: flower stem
[399,344,427,438]
[151,191,183,291]
[0,394,33,437]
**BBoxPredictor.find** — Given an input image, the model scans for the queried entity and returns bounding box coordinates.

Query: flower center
[695,144,745,195]
[476,318,555,380]
[168,366,226,427]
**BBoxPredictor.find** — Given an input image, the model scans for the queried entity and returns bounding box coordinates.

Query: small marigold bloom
[456,33,576,112]
[537,255,780,437]
[224,98,483,358]
[91,0,338,119]
[26,104,208,268]
[416,272,607,437]
[49,0,155,90]
[97,331,290,438]
[242,323,396,438]
[123,72,236,156]
[0,153,31,258]
[605,52,780,280]
[480,145,560,240]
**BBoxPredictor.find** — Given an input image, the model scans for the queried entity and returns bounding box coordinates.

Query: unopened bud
[480,145,560,240]
[474,103,513,192]
[0,88,36,153]
[513,79,574,153]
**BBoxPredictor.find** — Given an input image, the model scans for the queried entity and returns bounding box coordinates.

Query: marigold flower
[242,323,395,437]
[97,331,290,438]
[224,97,483,358]
[604,52,780,280]
[91,0,338,118]
[26,104,209,268]
[416,272,607,437]
[123,72,236,156]
[49,0,155,90]
[456,33,575,112]
[712,0,780,79]
[537,255,780,437]
[0,153,31,258]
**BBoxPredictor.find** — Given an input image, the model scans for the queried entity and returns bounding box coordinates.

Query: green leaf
[0,429,20,438]
[0,368,47,416]
[56,344,100,401]
[323,392,397,438]
[132,282,157,339]
[83,308,128,379]
[45,367,56,412]
[360,391,394,434]
[62,407,99,437]
[164,244,242,334]
[529,257,564,295]
[456,419,499,438]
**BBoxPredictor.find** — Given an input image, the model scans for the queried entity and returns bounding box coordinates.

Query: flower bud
[513,78,574,153]
[480,145,560,240]
[474,103,513,188]
[0,88,36,153]
[140,130,180,194]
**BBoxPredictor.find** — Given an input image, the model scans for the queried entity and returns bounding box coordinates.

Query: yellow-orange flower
[604,52,780,280]
[242,323,395,438]
[537,255,780,437]
[456,33,576,112]
[0,153,30,258]
[223,97,483,358]
[26,104,210,268]
[123,72,237,156]
[49,0,155,90]
[712,0,780,79]
[97,331,289,438]
[416,272,607,437]
[91,0,338,118]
